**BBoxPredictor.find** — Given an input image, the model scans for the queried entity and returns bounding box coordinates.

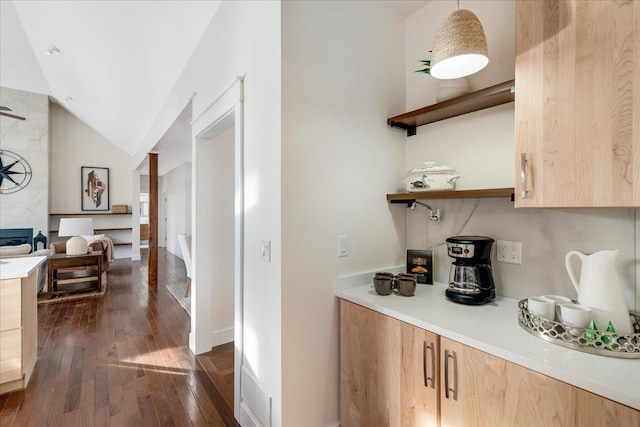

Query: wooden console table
[47,251,103,299]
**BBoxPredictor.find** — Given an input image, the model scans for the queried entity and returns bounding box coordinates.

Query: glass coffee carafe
[449,263,482,294]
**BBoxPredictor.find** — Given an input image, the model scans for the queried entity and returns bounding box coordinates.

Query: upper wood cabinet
[515,0,640,207]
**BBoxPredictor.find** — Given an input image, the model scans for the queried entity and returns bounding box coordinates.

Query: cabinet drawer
[0,329,23,383]
[0,279,21,331]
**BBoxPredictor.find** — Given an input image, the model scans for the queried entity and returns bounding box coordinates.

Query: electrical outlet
[496,240,522,264]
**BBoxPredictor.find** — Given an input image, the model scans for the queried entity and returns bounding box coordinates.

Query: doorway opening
[139,192,149,248]
[190,76,244,420]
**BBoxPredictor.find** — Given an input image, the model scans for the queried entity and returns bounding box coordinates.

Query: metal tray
[518,299,640,359]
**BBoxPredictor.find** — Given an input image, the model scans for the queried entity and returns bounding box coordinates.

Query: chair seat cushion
[0,243,31,256]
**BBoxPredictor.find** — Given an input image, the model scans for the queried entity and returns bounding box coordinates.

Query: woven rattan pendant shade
[430,9,489,79]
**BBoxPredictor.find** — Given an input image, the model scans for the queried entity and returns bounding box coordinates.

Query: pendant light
[430,1,488,80]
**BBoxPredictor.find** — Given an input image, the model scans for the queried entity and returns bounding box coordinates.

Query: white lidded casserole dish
[403,162,460,192]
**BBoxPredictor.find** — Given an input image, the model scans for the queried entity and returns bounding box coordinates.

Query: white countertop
[336,282,640,411]
[0,256,47,280]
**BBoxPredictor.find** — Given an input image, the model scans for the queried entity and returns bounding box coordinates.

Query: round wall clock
[0,150,33,194]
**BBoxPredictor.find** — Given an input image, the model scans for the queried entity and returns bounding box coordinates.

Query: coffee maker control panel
[447,243,475,259]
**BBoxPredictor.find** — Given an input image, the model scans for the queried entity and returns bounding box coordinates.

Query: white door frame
[190,76,245,419]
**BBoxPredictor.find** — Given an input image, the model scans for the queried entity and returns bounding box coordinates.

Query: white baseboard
[239,403,260,427]
[212,327,234,347]
[190,328,233,354]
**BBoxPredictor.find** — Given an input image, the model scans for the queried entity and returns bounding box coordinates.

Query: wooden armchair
[49,241,110,267]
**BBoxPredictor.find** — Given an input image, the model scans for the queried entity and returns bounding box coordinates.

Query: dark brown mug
[374,277,393,295]
[396,277,417,296]
[375,272,394,279]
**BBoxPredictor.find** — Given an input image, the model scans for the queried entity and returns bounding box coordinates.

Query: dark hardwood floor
[0,249,238,427]
[196,344,234,413]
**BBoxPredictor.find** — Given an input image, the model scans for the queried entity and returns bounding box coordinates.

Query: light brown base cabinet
[340,299,439,427]
[340,300,640,427]
[0,271,38,394]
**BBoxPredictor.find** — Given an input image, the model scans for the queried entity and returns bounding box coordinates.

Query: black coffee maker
[445,236,495,305]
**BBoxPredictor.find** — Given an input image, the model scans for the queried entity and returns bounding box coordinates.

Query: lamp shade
[58,218,94,237]
[58,218,94,255]
[430,9,489,80]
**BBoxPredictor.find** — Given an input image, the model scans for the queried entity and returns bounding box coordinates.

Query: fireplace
[0,228,34,251]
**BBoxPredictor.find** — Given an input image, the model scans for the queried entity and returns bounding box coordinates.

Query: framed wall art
[81,166,109,211]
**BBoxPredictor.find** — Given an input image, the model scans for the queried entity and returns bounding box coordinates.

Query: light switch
[338,236,349,257]
[260,240,271,262]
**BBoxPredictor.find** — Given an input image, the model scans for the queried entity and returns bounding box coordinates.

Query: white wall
[0,86,49,240]
[140,174,149,193]
[162,162,192,257]
[281,2,406,425]
[404,0,516,190]
[50,103,134,258]
[50,104,134,212]
[135,1,284,424]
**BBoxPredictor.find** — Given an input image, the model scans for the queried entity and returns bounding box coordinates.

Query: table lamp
[58,218,94,255]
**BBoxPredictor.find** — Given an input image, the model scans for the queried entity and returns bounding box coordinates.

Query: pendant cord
[457,0,460,10]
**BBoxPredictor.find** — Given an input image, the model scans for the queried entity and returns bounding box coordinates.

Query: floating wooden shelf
[114,242,132,247]
[49,212,131,216]
[387,79,515,136]
[49,227,132,234]
[387,188,514,204]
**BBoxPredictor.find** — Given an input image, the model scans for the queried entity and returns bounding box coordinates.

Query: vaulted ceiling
[0,0,220,157]
[2,0,428,172]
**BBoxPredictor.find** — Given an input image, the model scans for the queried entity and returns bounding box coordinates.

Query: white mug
[541,295,572,321]
[528,297,555,321]
[560,303,592,328]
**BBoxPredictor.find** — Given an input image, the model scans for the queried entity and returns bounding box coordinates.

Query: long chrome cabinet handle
[423,341,434,388]
[444,349,454,399]
[520,153,528,199]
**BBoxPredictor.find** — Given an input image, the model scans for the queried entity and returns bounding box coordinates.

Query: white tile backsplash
[406,197,638,312]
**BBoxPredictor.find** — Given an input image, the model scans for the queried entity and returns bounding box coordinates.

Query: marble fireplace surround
[0,87,49,239]
[405,197,640,313]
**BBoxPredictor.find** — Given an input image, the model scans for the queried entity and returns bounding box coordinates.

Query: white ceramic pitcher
[565,250,633,333]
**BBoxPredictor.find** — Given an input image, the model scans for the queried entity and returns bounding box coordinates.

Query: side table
[47,251,103,299]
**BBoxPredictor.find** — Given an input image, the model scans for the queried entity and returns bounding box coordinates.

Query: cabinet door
[515,0,640,207]
[0,279,21,331]
[340,301,438,427]
[440,337,640,426]
[0,329,22,384]
[576,388,640,427]
[399,319,439,427]
[340,300,400,426]
[440,337,513,426]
